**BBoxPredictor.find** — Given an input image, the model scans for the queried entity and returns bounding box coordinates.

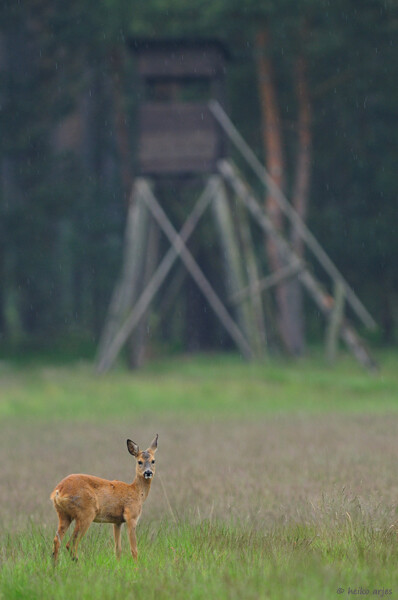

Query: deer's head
[127,434,158,480]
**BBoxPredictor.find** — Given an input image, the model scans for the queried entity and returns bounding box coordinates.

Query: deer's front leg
[125,518,138,560]
[113,524,122,559]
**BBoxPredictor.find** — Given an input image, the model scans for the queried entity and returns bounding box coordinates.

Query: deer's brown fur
[50,435,158,563]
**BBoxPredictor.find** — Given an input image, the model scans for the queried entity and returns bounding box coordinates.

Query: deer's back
[51,474,134,523]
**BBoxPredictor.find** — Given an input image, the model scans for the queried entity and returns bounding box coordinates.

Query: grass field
[1,351,397,599]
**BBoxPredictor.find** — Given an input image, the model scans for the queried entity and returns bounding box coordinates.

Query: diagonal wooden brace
[209,101,376,331]
[219,159,378,373]
[139,180,254,361]
[229,263,304,306]
[96,178,217,373]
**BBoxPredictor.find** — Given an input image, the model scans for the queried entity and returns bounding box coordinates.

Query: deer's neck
[131,475,152,502]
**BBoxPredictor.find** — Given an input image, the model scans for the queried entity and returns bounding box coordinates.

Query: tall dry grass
[2,414,397,533]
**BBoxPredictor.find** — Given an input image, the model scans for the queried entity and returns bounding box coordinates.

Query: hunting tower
[96,38,376,373]
[131,39,227,176]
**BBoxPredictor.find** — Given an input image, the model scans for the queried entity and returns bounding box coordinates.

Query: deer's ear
[149,434,158,453]
[127,439,139,456]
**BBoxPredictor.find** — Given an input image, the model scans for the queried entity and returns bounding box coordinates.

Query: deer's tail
[51,488,71,510]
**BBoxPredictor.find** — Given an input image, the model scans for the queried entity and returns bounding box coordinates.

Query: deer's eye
[151,460,155,464]
[138,461,143,465]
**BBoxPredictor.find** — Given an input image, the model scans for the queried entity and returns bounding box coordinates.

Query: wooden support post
[209,101,377,331]
[219,159,378,373]
[211,178,264,357]
[325,281,345,364]
[96,177,228,373]
[96,184,149,366]
[129,218,160,368]
[234,197,267,355]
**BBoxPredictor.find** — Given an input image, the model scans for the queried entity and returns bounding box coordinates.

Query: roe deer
[50,434,158,563]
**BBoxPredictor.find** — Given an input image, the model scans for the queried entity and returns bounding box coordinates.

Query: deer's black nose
[144,470,153,479]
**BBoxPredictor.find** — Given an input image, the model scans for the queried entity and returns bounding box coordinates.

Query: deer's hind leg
[67,509,95,562]
[52,512,72,564]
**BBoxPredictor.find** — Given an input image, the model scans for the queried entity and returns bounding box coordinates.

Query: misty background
[0,0,396,363]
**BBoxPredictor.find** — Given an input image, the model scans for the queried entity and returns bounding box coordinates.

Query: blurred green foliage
[0,350,397,422]
[0,0,396,354]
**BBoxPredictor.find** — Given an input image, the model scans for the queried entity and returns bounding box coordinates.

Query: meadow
[0,350,397,599]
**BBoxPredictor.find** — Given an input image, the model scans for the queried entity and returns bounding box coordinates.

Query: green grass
[0,350,397,422]
[1,350,398,599]
[1,519,397,600]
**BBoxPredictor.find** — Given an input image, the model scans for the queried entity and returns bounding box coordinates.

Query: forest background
[0,0,396,362]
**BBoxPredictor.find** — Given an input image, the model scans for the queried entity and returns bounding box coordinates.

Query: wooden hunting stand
[96,39,377,373]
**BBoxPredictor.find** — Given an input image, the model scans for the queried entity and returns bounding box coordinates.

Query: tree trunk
[255,27,294,353]
[0,33,24,341]
[286,48,312,355]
